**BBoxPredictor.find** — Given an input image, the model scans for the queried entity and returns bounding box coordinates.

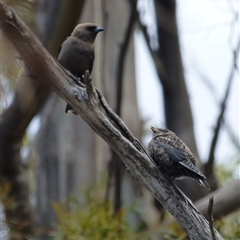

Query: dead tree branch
[0,2,224,239]
[208,197,216,240]
[195,179,240,220]
[163,179,240,228]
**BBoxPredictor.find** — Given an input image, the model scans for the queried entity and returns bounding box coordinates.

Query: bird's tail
[186,165,210,190]
[197,178,210,189]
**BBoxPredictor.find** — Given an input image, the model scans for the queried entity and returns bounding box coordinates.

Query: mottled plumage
[58,23,104,113]
[148,126,209,188]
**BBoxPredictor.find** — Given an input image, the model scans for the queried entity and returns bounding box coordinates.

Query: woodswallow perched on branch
[58,23,104,114]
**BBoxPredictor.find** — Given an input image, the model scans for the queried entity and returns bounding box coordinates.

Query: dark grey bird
[148,126,209,189]
[58,23,104,114]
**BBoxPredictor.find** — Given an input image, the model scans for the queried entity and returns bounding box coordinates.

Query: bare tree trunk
[35,94,97,228]
[0,64,49,238]
[37,0,85,55]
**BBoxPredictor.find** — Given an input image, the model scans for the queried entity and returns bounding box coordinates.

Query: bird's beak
[150,126,158,133]
[95,27,104,33]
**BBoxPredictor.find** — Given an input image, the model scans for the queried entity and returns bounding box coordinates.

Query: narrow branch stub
[84,70,99,105]
[56,61,85,88]
[208,196,216,240]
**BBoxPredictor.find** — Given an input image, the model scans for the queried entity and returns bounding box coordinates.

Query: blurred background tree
[0,0,239,239]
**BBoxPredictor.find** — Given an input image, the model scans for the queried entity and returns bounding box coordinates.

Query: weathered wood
[0,2,224,239]
[195,180,240,219]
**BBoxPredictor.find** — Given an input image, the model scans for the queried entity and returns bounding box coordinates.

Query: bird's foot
[72,75,85,87]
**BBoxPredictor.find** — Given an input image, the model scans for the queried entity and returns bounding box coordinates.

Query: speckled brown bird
[58,23,104,113]
[148,126,209,188]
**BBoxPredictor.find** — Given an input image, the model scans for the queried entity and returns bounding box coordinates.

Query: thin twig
[192,64,240,153]
[207,196,216,240]
[115,0,137,116]
[205,39,240,180]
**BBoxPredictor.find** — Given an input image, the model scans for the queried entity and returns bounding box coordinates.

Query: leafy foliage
[52,182,189,240]
[215,157,240,185]
[52,182,134,240]
[215,210,240,240]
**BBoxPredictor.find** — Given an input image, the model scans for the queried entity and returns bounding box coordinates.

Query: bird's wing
[155,142,209,188]
[156,142,198,174]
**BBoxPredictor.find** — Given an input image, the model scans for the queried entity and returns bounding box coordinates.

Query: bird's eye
[160,133,168,137]
[87,26,96,31]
